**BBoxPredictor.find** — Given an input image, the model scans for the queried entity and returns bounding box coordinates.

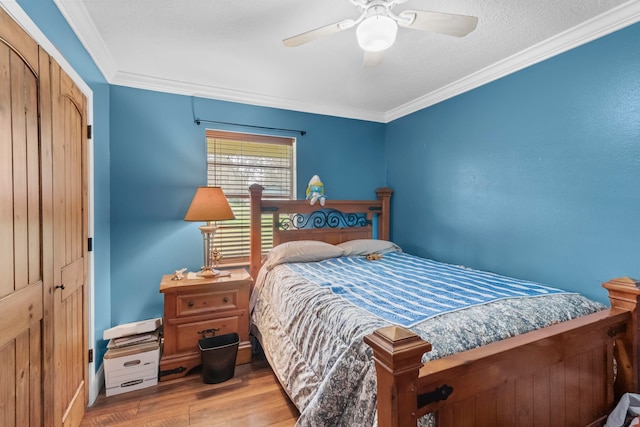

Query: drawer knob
[188,301,194,307]
[223,297,229,303]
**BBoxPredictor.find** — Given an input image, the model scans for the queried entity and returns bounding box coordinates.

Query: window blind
[206,130,295,263]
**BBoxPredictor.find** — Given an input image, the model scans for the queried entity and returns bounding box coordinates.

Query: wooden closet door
[0,8,45,427]
[49,57,88,427]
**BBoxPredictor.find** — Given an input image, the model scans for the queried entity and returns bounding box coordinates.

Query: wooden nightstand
[158,268,252,381]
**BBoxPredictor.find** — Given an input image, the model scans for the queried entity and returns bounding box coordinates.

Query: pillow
[263,240,345,270]
[337,239,402,257]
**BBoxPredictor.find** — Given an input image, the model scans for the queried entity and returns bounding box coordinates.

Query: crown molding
[54,0,640,124]
[55,0,386,121]
[385,0,640,122]
[112,70,387,123]
[54,0,118,80]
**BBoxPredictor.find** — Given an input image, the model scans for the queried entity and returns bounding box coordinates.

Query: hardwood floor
[81,355,299,426]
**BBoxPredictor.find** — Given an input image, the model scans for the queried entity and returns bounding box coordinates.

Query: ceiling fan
[283,0,479,67]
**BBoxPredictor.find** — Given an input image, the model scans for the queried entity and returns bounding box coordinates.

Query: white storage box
[104,341,160,397]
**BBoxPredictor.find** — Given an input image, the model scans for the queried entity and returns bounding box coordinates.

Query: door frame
[0,0,99,405]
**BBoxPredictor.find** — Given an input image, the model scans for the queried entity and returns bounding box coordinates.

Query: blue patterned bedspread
[287,252,572,327]
[252,253,605,426]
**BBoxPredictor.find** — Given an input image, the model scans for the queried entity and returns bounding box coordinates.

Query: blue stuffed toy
[305,175,326,206]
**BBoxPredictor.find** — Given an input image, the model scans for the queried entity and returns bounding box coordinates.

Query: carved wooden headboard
[248,184,392,280]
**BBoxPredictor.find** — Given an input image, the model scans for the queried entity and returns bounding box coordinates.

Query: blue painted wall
[109,86,386,325]
[386,23,640,304]
[14,0,640,370]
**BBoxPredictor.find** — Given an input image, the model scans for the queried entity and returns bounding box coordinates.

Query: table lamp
[184,186,235,276]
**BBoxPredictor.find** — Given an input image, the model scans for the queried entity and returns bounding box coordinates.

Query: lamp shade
[184,187,235,222]
[356,14,398,52]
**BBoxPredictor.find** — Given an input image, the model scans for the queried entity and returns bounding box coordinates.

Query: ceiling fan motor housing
[356,6,398,52]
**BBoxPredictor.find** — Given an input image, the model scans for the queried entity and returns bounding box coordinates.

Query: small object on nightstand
[172,268,187,280]
[211,248,223,268]
[186,269,231,280]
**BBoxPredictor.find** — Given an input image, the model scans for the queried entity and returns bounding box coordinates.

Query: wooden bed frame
[248,184,640,427]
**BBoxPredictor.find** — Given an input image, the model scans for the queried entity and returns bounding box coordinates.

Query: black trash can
[198,333,239,384]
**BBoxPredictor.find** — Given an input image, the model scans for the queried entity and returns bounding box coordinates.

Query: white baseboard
[88,362,104,406]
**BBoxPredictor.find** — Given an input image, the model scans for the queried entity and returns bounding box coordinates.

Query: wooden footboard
[365,277,640,427]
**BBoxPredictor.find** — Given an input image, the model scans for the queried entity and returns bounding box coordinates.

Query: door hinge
[88,237,93,252]
[87,124,92,139]
[88,348,94,363]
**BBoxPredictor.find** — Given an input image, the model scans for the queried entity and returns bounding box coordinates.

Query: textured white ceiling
[55,0,639,122]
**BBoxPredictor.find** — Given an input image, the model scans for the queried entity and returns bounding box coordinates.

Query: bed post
[375,187,393,241]
[249,184,264,282]
[603,277,640,397]
[364,326,431,427]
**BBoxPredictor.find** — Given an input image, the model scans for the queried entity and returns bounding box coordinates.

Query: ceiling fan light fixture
[356,14,397,52]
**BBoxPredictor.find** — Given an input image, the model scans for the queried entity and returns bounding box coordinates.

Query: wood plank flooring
[81,355,299,426]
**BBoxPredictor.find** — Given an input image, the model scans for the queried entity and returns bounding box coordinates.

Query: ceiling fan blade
[363,50,384,68]
[398,10,478,37]
[283,19,356,47]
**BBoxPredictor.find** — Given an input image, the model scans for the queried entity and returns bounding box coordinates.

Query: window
[206,129,296,264]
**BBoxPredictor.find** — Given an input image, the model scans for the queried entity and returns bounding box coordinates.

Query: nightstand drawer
[175,316,240,353]
[176,290,238,317]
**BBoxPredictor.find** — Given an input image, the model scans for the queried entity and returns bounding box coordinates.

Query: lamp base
[198,224,221,278]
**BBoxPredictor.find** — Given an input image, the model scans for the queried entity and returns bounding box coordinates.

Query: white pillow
[337,239,402,256]
[263,240,345,270]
